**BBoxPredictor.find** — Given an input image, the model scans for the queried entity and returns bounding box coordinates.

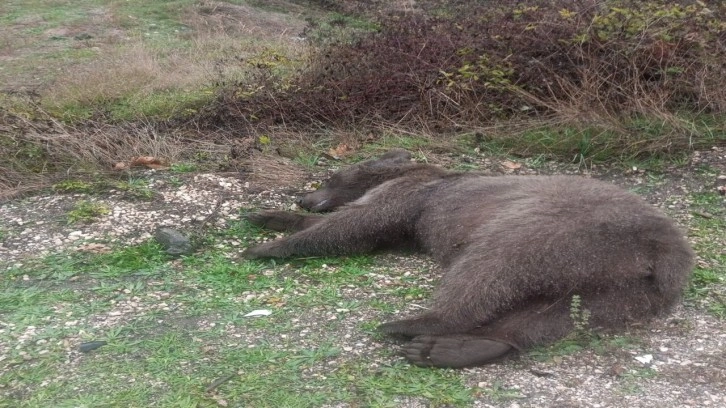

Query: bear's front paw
[241,242,274,259]
[245,211,303,232]
[241,240,290,259]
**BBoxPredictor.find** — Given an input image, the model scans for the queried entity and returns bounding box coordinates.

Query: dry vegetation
[0,0,311,197]
[215,0,725,148]
[1,0,725,196]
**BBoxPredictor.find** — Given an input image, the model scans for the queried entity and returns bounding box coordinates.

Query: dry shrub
[215,0,725,154]
[0,102,224,199]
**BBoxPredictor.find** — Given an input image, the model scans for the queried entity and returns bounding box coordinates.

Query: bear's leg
[378,313,458,337]
[378,253,533,337]
[246,210,324,232]
[380,239,602,338]
[399,299,572,368]
[242,203,411,259]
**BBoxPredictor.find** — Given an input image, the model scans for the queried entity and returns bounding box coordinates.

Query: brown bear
[243,149,694,368]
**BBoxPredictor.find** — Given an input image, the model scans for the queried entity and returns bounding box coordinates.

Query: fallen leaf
[607,364,626,377]
[501,160,522,170]
[328,143,354,158]
[130,156,169,169]
[265,296,285,306]
[113,162,128,170]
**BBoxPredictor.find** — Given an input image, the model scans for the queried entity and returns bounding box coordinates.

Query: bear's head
[298,149,413,212]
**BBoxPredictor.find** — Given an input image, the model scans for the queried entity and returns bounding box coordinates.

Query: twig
[691,211,714,219]
[205,373,236,393]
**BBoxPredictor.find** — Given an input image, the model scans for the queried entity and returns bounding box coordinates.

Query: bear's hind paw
[403,335,512,368]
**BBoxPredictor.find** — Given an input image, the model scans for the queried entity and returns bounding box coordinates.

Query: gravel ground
[1,149,724,407]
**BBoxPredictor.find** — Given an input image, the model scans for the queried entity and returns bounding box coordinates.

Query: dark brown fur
[244,150,695,368]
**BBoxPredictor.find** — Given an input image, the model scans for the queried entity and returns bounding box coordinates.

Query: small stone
[154,227,193,256]
[78,341,107,353]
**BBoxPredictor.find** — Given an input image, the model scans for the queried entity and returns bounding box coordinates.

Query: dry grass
[42,1,310,119]
[43,45,195,107]
[0,102,229,200]
[243,152,310,189]
[1,0,315,197]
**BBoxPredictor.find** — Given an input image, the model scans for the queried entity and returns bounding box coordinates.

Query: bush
[216,0,725,144]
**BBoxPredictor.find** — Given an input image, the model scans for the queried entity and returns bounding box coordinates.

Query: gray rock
[155,227,193,256]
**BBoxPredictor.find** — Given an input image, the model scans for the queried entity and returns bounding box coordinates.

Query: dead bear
[243,149,695,368]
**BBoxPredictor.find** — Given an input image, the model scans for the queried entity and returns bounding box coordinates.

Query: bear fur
[244,149,695,368]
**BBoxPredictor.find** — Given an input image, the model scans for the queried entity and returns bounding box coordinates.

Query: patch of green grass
[47,87,216,123]
[686,191,725,318]
[596,335,643,351]
[622,153,691,172]
[528,328,643,362]
[166,175,185,188]
[628,172,668,195]
[52,179,95,193]
[390,285,431,302]
[91,242,169,276]
[45,102,95,123]
[4,240,170,281]
[113,178,155,200]
[523,154,550,169]
[451,161,480,171]
[618,367,658,395]
[114,0,193,31]
[368,299,398,314]
[478,381,524,403]
[294,152,322,169]
[361,134,435,157]
[305,12,380,46]
[528,338,586,361]
[481,115,726,165]
[170,162,198,173]
[0,0,102,28]
[484,126,619,165]
[343,364,473,407]
[107,88,215,122]
[66,200,110,224]
[184,254,270,294]
[690,191,725,207]
[688,264,725,318]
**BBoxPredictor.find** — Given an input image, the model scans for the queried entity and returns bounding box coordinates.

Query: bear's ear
[378,149,412,163]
